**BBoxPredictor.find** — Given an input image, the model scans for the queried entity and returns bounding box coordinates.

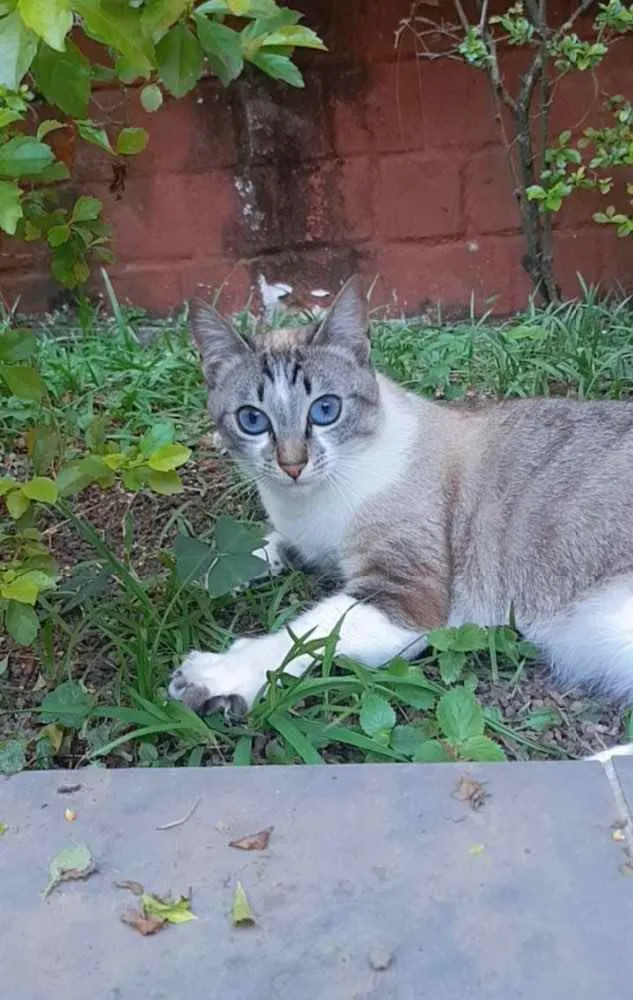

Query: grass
[2,286,633,774]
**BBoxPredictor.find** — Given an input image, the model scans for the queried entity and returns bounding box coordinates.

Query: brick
[553,229,603,299]
[292,0,366,65]
[599,227,633,293]
[325,66,372,156]
[102,171,238,262]
[100,261,183,314]
[279,158,374,246]
[250,245,365,306]
[421,60,499,148]
[232,165,283,254]
[368,236,532,315]
[0,269,56,314]
[233,71,330,164]
[376,153,463,240]
[366,61,425,153]
[177,258,252,311]
[465,147,521,234]
[127,81,237,174]
[363,0,418,61]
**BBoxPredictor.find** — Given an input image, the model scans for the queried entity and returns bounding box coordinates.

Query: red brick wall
[3,0,633,315]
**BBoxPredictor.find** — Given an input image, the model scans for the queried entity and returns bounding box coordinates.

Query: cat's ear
[311,275,370,362]
[190,299,251,386]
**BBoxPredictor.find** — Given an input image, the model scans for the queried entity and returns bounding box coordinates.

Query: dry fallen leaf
[115,879,145,896]
[229,827,273,852]
[42,843,96,898]
[453,776,490,811]
[64,808,77,822]
[231,880,255,927]
[121,908,166,936]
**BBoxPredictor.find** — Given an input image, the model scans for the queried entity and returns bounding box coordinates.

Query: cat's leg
[169,592,426,715]
[251,530,287,578]
[527,574,633,701]
[527,575,633,759]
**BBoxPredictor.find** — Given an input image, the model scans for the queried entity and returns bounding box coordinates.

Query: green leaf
[438,649,466,684]
[71,195,102,222]
[146,469,183,495]
[25,424,58,474]
[231,880,255,926]
[116,126,149,156]
[22,476,58,503]
[174,533,215,584]
[412,739,452,763]
[156,22,203,98]
[214,516,264,554]
[195,15,243,86]
[32,40,91,118]
[140,0,190,38]
[147,443,191,471]
[73,0,154,75]
[55,455,114,496]
[140,83,163,112]
[460,735,506,762]
[40,680,95,728]
[393,684,437,711]
[5,488,29,519]
[141,892,196,924]
[0,179,21,234]
[1,569,55,604]
[139,420,174,456]
[18,0,72,52]
[359,692,396,738]
[36,118,65,140]
[436,687,485,746]
[43,843,95,898]
[0,363,43,400]
[47,223,70,247]
[249,51,304,87]
[391,723,437,757]
[5,601,38,644]
[0,739,26,776]
[0,477,17,495]
[428,623,489,653]
[0,10,37,90]
[76,120,113,153]
[261,24,326,50]
[205,551,267,597]
[0,135,53,178]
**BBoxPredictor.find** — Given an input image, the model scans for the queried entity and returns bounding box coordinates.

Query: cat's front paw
[168,642,272,716]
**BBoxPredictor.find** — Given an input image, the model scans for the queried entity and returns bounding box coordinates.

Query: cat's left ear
[190,299,251,387]
[310,275,370,363]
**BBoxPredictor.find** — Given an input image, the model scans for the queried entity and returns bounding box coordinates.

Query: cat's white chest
[259,480,357,566]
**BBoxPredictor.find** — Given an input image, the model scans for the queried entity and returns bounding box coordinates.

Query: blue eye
[309,394,342,426]
[236,406,270,435]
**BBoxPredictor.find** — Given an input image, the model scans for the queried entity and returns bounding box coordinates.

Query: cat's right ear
[189,299,251,387]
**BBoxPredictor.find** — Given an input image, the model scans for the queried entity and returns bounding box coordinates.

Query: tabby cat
[169,276,633,728]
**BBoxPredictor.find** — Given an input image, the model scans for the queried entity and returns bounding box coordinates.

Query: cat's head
[191,276,380,488]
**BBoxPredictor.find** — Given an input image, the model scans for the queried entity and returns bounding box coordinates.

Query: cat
[168,275,633,739]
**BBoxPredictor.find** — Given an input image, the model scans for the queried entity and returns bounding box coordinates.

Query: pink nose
[279,461,306,480]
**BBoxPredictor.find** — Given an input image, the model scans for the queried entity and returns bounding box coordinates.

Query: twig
[156,797,201,831]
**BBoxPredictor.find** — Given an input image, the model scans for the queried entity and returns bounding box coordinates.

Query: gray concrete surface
[2,761,633,999]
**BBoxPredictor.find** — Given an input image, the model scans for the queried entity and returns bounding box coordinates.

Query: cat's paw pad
[168,649,261,717]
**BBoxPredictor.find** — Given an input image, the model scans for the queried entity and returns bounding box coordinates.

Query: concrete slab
[1,762,631,1000]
